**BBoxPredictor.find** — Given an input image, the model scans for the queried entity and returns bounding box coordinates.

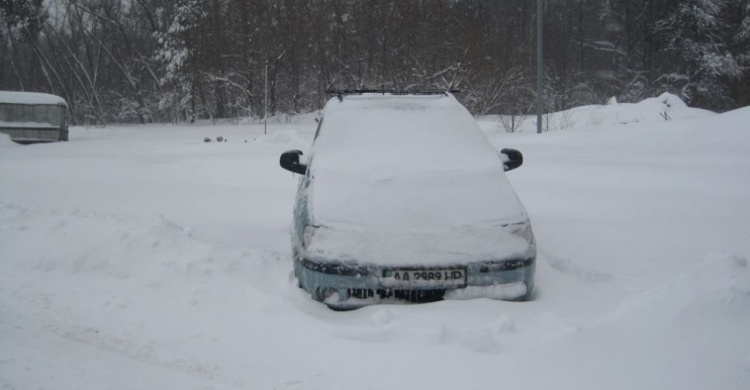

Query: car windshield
[310,94,497,174]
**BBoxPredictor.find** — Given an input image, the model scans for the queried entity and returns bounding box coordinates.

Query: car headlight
[511,221,534,243]
[303,225,317,248]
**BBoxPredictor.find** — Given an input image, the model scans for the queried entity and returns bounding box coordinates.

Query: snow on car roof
[305,94,529,264]
[0,91,67,106]
[311,93,498,173]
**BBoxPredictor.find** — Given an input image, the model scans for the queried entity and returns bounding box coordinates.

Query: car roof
[307,93,528,230]
[0,91,67,106]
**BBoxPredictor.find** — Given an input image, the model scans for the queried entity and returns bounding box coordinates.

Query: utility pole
[263,61,268,135]
[536,0,543,134]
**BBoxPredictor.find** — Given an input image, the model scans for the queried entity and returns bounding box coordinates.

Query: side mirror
[500,148,523,171]
[280,150,307,175]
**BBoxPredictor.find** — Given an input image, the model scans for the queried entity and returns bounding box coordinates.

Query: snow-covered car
[280,91,535,309]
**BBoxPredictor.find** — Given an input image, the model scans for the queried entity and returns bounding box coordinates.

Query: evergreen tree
[655,0,742,110]
[155,0,207,122]
[730,0,750,106]
[2,0,749,124]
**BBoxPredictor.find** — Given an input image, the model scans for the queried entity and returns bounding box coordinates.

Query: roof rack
[326,89,461,101]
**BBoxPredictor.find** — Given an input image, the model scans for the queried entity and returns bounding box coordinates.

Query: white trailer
[0,91,69,144]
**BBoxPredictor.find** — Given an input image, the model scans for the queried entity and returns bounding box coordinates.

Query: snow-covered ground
[1,97,749,389]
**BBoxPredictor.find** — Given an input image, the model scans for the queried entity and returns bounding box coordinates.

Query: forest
[1,0,748,125]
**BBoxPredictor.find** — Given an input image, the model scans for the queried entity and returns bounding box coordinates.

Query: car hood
[304,168,533,266]
[310,166,528,230]
[303,219,535,267]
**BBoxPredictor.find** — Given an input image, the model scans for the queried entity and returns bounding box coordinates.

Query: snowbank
[484,93,716,133]
[1,105,749,389]
[0,132,17,146]
[582,92,713,126]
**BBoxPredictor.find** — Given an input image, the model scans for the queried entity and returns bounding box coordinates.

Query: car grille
[348,288,445,303]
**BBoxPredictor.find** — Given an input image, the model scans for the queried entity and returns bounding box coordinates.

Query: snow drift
[1,96,749,390]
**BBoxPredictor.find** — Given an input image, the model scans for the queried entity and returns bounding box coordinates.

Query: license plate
[382,268,467,288]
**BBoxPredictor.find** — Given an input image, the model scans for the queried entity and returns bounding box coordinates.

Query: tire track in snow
[43,322,221,382]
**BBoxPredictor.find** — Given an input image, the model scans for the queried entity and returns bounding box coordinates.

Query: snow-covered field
[1,97,749,389]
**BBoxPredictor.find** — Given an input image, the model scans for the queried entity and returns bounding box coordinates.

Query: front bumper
[293,256,535,308]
